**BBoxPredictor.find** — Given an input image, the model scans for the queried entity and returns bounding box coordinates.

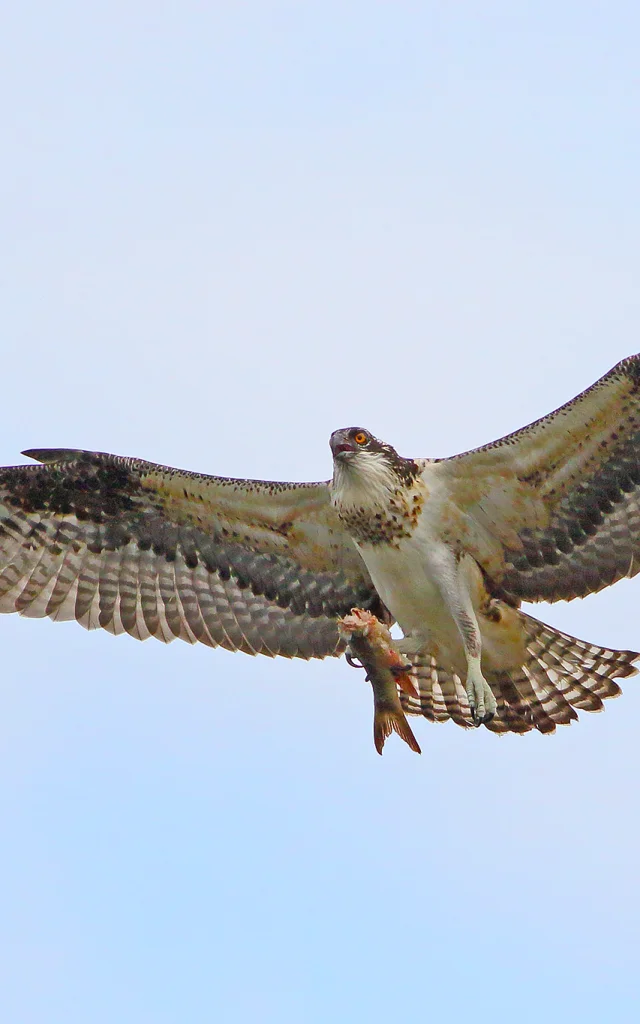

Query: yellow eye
[354,431,367,445]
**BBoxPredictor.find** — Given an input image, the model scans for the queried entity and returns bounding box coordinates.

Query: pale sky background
[2,3,640,1022]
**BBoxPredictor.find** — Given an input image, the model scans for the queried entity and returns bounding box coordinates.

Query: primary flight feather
[2,354,640,746]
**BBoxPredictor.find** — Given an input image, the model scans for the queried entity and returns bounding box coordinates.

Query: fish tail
[374,707,421,755]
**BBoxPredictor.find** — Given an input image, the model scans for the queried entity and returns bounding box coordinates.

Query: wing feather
[0,449,383,658]
[400,614,636,735]
[431,354,640,601]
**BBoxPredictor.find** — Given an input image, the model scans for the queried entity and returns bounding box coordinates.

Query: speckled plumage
[0,450,384,659]
[332,482,425,546]
[436,353,640,604]
[329,359,640,736]
[1,355,640,744]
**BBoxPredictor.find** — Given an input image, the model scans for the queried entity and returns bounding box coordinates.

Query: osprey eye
[354,432,368,445]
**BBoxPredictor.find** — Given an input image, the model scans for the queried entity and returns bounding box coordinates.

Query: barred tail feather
[400,654,475,729]
[400,614,639,735]
[486,614,639,735]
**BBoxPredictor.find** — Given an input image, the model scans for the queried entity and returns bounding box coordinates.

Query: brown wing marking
[432,354,640,602]
[0,449,384,658]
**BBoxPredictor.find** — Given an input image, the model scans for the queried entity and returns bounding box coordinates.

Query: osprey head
[329,427,420,492]
[330,427,394,462]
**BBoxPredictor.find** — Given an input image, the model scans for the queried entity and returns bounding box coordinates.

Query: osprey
[1,354,640,744]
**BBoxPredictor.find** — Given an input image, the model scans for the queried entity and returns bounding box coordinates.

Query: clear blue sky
[2,3,640,1022]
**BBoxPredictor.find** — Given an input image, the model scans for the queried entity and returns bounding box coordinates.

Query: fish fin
[395,671,419,699]
[374,708,421,756]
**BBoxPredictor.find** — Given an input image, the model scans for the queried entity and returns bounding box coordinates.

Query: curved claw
[466,671,497,727]
[388,661,413,678]
[345,651,364,670]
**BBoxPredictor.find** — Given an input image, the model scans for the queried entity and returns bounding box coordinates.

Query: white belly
[355,528,465,662]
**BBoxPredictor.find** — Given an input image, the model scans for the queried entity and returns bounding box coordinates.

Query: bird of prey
[1,354,640,745]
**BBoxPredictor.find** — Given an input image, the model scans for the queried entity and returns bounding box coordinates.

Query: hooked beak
[330,429,356,459]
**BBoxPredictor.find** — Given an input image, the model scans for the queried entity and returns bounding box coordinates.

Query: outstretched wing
[0,449,384,657]
[431,353,640,602]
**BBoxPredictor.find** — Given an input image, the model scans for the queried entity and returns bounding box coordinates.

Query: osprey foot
[345,650,364,671]
[466,670,497,727]
[388,660,413,678]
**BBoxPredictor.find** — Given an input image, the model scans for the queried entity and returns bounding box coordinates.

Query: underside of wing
[431,353,640,602]
[0,449,385,658]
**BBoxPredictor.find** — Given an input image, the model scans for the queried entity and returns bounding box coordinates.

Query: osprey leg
[427,546,497,726]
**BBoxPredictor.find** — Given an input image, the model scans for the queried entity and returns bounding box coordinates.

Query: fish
[339,608,421,755]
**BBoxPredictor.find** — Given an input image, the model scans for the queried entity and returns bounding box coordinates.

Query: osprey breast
[333,481,426,548]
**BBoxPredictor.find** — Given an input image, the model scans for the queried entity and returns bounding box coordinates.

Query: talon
[466,671,497,727]
[471,708,494,727]
[471,708,485,728]
[389,661,412,678]
[345,651,363,670]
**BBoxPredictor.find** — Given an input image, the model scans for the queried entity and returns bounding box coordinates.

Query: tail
[399,613,639,735]
[485,614,640,734]
[374,706,421,755]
